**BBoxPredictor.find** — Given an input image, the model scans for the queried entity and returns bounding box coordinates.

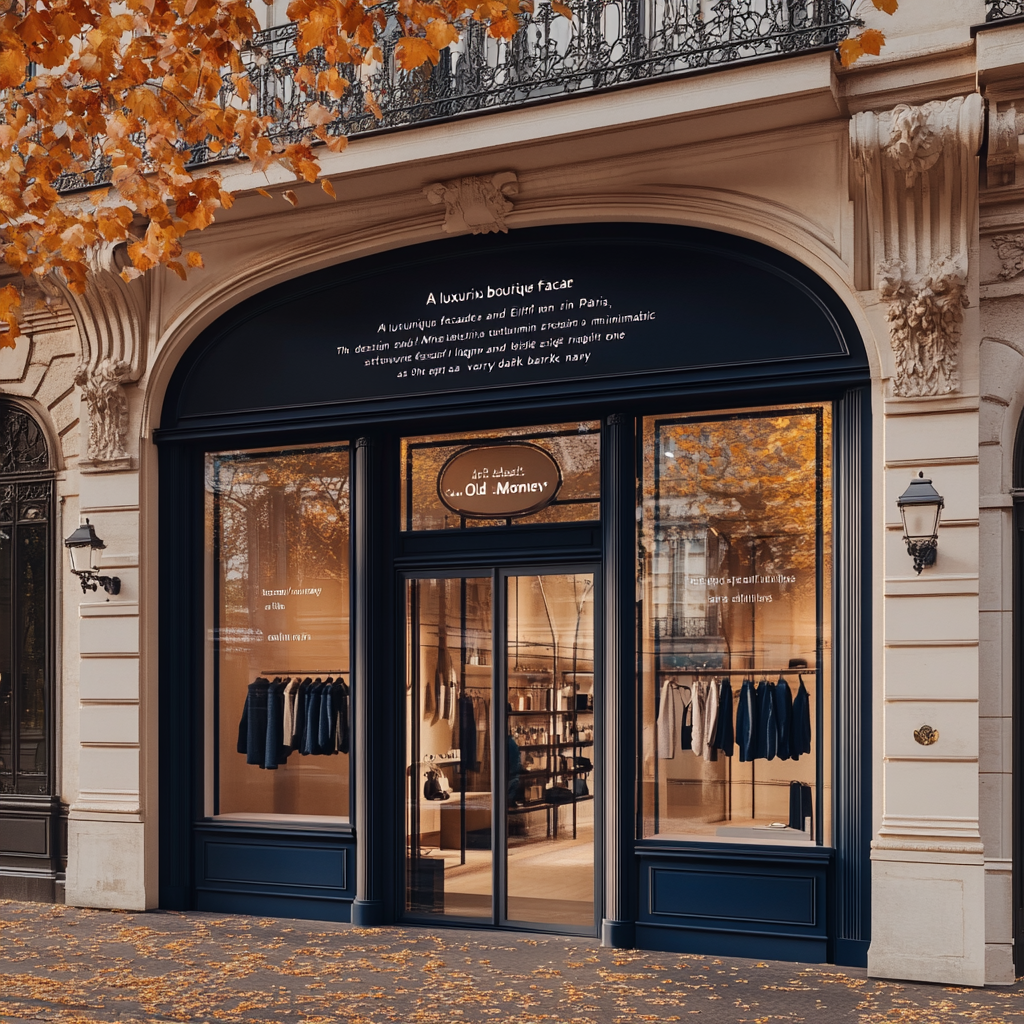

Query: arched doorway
[0,400,63,902]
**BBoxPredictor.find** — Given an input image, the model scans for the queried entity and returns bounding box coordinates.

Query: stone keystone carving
[850,95,983,398]
[75,358,130,462]
[424,172,519,235]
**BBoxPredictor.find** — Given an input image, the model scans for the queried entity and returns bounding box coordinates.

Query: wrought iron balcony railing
[653,615,720,639]
[234,0,857,150]
[52,0,857,188]
[986,0,1024,18]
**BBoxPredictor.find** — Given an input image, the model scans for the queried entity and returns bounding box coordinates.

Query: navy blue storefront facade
[155,222,872,966]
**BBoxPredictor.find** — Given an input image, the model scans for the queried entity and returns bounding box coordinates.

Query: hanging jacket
[281,678,300,751]
[291,679,312,750]
[700,679,719,762]
[656,680,678,758]
[714,679,734,757]
[264,679,289,769]
[238,677,270,766]
[334,679,351,754]
[302,681,326,755]
[458,694,477,770]
[774,678,793,761]
[790,678,812,759]
[754,680,778,761]
[680,694,693,753]
[690,680,707,757]
[736,679,758,762]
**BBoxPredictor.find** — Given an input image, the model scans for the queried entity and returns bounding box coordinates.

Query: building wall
[2,0,1023,985]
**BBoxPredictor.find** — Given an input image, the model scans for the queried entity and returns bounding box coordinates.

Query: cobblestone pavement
[3,900,1024,1023]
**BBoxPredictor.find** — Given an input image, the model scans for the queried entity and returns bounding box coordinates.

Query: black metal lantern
[896,473,944,574]
[64,518,121,595]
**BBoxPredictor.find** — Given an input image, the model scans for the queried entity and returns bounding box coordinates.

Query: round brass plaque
[437,443,562,519]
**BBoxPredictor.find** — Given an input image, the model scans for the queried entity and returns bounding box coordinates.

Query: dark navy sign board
[175,224,861,420]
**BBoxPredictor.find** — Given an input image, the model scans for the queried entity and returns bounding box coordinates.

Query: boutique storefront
[154,221,872,965]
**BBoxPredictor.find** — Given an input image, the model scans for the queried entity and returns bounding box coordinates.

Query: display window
[639,405,832,845]
[205,442,351,825]
[401,421,600,530]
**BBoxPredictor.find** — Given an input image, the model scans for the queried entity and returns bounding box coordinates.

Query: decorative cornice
[423,172,519,235]
[49,242,148,382]
[850,95,984,398]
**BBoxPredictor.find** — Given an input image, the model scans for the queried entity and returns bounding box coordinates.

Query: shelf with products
[507,666,595,841]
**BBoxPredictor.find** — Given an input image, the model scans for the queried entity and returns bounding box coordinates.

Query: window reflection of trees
[208,448,350,654]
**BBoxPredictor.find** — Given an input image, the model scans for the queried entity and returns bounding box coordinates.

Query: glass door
[503,571,596,930]
[404,569,597,933]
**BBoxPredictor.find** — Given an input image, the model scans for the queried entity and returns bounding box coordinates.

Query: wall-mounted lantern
[64,518,121,595]
[896,472,944,575]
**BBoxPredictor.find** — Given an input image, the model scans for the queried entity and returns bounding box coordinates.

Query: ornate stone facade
[851,95,984,397]
[423,172,519,235]
[74,357,130,462]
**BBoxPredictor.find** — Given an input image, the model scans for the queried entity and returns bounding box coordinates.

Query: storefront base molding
[351,900,388,927]
[600,919,635,949]
[65,819,150,911]
[0,869,65,904]
[634,920,828,963]
[868,850,986,986]
[192,825,355,923]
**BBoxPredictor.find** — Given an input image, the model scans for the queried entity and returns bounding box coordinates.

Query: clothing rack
[260,669,348,675]
[659,668,814,677]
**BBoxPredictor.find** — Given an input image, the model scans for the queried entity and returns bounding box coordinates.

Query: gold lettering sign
[438,443,562,518]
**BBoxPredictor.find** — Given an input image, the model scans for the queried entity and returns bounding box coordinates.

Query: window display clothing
[237,675,350,769]
[714,680,734,757]
[656,680,680,758]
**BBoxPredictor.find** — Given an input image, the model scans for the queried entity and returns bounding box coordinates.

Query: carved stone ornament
[913,724,939,746]
[424,172,519,235]
[75,357,130,462]
[850,95,984,398]
[993,233,1024,281]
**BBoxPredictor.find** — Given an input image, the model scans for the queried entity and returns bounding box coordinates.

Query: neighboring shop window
[205,443,351,824]
[401,422,600,530]
[639,405,832,844]
[0,404,53,797]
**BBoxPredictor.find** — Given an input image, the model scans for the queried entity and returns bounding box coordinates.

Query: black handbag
[544,785,574,804]
[423,769,450,801]
[572,777,589,796]
[573,756,593,773]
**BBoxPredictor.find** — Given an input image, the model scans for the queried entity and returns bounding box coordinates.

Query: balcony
[653,615,720,639]
[218,0,856,154]
[987,0,1024,18]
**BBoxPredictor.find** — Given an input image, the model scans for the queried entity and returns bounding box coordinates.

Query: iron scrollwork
[987,0,1024,18]
[59,0,857,190]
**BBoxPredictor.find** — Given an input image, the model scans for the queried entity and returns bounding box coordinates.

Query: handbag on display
[423,768,450,801]
[573,756,593,773]
[572,777,589,796]
[544,785,574,804]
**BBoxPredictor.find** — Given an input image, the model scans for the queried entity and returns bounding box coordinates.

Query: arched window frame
[0,400,55,798]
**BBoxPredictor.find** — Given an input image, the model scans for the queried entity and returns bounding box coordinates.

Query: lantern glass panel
[900,503,940,542]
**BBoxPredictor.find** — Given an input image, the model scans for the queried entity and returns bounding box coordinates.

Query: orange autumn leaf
[395,35,439,69]
[872,0,898,13]
[321,179,337,199]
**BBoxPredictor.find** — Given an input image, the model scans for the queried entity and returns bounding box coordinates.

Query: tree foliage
[0,0,539,341]
[0,0,895,343]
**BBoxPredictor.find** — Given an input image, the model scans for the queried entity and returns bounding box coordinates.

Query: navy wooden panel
[636,845,832,962]
[194,825,354,922]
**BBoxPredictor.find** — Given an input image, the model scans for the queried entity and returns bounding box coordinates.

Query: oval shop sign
[438,443,562,518]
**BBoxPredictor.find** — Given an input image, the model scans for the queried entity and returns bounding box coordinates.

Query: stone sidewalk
[2,900,1023,1023]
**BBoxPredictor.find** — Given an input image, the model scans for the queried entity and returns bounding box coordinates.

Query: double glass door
[404,569,597,932]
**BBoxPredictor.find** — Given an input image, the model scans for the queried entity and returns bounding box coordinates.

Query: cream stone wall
[5,0,1024,985]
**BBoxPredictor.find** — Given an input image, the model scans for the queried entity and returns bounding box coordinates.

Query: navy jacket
[714,680,734,757]
[773,679,793,761]
[754,681,778,761]
[790,679,812,759]
[736,679,758,762]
